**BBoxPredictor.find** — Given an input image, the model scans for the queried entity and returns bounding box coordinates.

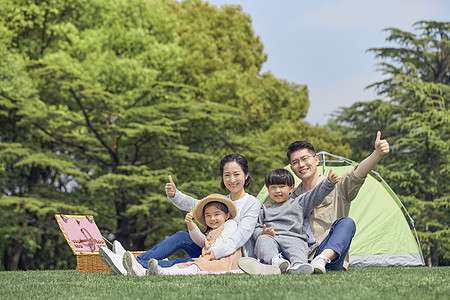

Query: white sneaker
[99,247,126,275]
[147,258,162,275]
[112,240,126,257]
[277,259,290,274]
[287,263,314,274]
[238,257,281,275]
[310,254,331,274]
[271,255,290,274]
[122,251,146,276]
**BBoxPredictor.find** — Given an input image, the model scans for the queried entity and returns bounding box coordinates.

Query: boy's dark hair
[265,169,295,188]
[287,141,316,162]
[219,154,254,189]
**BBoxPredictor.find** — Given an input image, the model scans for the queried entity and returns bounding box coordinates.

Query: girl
[145,194,242,275]
[101,154,260,276]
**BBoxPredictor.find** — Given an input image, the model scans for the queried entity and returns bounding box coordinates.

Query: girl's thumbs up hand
[165,175,177,197]
[185,207,195,231]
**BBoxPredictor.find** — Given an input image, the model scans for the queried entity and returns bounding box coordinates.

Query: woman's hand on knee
[203,249,216,260]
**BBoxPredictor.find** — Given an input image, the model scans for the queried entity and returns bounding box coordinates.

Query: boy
[238,168,339,275]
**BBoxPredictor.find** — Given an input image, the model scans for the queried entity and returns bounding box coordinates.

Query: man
[239,131,389,274]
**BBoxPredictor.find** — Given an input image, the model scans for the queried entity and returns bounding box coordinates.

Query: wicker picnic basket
[76,251,146,273]
[55,214,146,273]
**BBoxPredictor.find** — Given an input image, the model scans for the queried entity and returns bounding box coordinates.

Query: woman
[100,154,261,275]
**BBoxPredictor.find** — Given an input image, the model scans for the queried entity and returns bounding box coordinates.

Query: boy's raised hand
[165,175,177,197]
[264,201,273,208]
[328,168,339,184]
[375,131,390,157]
[262,224,276,236]
[185,207,195,231]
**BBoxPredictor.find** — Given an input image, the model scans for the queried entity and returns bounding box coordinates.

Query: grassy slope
[0,267,448,300]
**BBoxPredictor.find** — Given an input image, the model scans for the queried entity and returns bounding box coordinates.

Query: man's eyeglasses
[291,155,315,166]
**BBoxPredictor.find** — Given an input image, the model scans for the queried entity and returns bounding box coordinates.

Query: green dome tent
[256,151,425,267]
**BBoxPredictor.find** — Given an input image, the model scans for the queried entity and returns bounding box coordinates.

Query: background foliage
[329,21,450,266]
[0,1,447,270]
[0,0,347,270]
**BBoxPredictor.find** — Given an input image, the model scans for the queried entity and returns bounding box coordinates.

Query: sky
[205,0,450,125]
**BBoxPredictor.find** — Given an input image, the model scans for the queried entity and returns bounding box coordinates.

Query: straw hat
[193,194,237,227]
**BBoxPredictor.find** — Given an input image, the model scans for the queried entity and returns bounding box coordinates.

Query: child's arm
[300,169,338,216]
[252,205,276,237]
[211,220,238,249]
[185,207,205,247]
[252,205,265,240]
[189,226,205,248]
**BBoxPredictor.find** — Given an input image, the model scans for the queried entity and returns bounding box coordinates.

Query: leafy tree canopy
[329,21,450,266]
[0,0,347,270]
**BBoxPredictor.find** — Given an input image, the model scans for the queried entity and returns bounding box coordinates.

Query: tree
[329,21,450,266]
[0,42,86,270]
[0,0,348,270]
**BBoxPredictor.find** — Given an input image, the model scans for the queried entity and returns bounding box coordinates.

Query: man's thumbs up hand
[374,131,389,157]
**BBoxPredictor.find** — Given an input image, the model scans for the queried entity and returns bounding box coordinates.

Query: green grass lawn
[0,267,448,300]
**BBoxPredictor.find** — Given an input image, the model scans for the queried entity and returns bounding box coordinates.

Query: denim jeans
[313,217,356,270]
[135,231,202,268]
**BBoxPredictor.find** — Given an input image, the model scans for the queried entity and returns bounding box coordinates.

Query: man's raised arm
[354,131,390,179]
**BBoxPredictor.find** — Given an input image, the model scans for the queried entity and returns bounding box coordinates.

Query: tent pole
[402,206,426,266]
[321,152,326,175]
